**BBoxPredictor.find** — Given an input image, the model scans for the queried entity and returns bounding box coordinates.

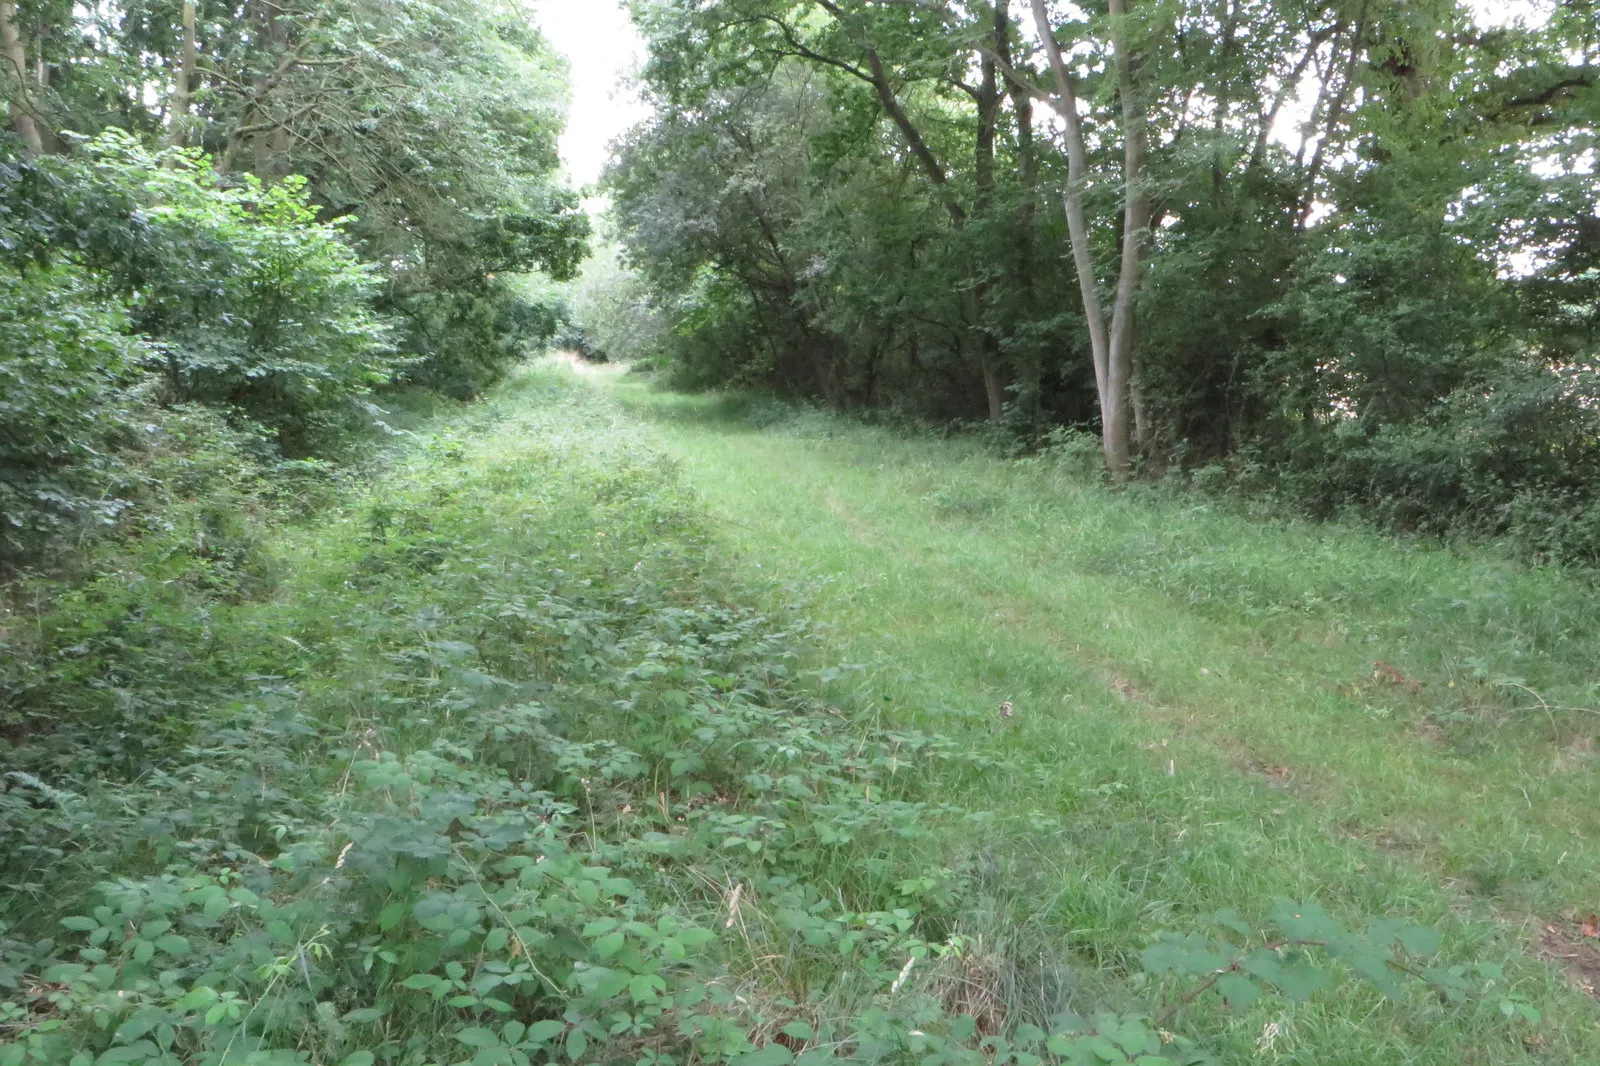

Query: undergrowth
[0,368,1496,1066]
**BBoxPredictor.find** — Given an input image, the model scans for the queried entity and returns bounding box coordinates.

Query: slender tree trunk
[972,1,1007,422]
[1029,0,1123,468]
[1250,23,1341,170]
[1005,22,1041,425]
[1297,11,1366,230]
[1104,0,1153,475]
[0,0,41,154]
[1131,329,1149,448]
[254,2,288,181]
[167,1,198,147]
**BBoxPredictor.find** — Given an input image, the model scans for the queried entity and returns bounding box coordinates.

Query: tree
[0,0,42,153]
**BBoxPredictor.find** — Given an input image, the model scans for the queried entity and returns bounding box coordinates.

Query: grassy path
[597,370,1600,1063]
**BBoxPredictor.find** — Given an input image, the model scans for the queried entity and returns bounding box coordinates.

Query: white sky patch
[1464,0,1552,28]
[529,0,651,190]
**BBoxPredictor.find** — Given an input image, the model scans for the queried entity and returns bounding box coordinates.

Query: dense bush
[0,265,141,568]
[569,244,671,366]
[75,134,398,455]
[394,279,566,399]
[1267,367,1600,565]
[0,134,407,571]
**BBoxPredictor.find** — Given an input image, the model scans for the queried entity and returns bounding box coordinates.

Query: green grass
[9,362,1600,1066]
[602,369,1600,1064]
[5,368,984,1066]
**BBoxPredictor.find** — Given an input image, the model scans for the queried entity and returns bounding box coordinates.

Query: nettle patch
[0,376,1488,1066]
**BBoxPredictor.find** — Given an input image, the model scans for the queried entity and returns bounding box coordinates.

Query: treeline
[0,0,587,575]
[603,0,1600,565]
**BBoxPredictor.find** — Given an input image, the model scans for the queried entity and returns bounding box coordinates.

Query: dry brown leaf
[1581,914,1600,939]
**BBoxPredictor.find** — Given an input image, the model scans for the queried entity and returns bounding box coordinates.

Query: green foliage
[0,0,589,563]
[0,263,139,567]
[612,0,1600,564]
[75,132,397,454]
[0,133,398,573]
[396,278,567,399]
[1141,901,1472,1017]
[568,244,668,365]
[0,368,1537,1066]
[1268,364,1600,565]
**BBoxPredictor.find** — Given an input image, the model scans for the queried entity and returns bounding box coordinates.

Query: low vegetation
[7,365,1588,1066]
[610,371,1600,1063]
[4,1,1599,1063]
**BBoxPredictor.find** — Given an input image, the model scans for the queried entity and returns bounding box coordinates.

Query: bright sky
[529,0,652,190]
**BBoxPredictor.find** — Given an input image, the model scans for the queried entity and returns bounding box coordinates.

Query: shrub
[76,134,398,455]
[0,134,399,573]
[0,264,141,569]
[395,280,564,399]
[1271,365,1600,566]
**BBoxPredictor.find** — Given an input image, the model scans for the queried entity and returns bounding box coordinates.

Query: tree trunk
[1297,14,1366,230]
[254,12,290,182]
[1029,0,1118,465]
[1004,8,1041,425]
[0,0,41,154]
[982,354,1005,422]
[1104,0,1153,476]
[1029,0,1154,475]
[167,0,198,147]
[972,1,1008,422]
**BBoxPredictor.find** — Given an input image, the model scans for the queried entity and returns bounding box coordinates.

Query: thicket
[0,0,590,574]
[604,0,1600,566]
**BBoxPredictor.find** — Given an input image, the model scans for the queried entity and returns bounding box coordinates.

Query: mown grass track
[604,366,1600,1064]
